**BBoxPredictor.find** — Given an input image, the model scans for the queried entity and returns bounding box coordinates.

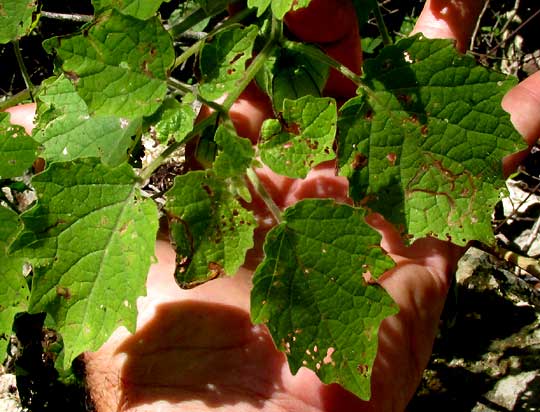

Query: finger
[284,0,362,99]
[502,71,540,174]
[228,82,274,143]
[5,103,36,135]
[283,0,357,44]
[411,0,487,52]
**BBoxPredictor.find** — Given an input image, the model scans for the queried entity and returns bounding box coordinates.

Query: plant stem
[282,40,364,86]
[472,241,540,277]
[144,11,274,181]
[139,112,218,182]
[167,77,227,116]
[372,1,392,46]
[172,7,254,71]
[0,88,34,111]
[12,40,35,100]
[169,8,209,38]
[40,11,93,23]
[246,168,282,223]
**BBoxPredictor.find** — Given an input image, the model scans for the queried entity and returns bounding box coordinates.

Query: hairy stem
[12,40,35,100]
[143,13,276,182]
[40,11,93,23]
[169,7,209,38]
[372,1,392,46]
[246,168,283,223]
[0,88,34,111]
[167,77,227,116]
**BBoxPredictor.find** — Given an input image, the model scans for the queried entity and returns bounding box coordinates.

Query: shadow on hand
[116,300,286,410]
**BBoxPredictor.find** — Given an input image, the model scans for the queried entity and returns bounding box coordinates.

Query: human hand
[6,1,540,411]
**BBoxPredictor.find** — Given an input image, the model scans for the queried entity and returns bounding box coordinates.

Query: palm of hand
[83,158,460,412]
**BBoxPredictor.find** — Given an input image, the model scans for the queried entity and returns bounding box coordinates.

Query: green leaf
[165,171,255,288]
[213,125,254,178]
[193,0,229,15]
[251,199,396,400]
[44,10,175,119]
[92,0,170,20]
[0,0,36,43]
[149,97,196,144]
[0,112,39,179]
[0,206,29,360]
[272,48,329,111]
[34,76,141,166]
[260,95,337,178]
[247,0,271,17]
[11,159,159,367]
[338,36,526,245]
[361,37,383,54]
[199,25,258,101]
[270,0,312,20]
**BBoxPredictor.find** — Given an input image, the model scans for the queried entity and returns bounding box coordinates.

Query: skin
[5,1,540,410]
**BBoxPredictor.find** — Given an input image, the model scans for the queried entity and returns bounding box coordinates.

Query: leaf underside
[44,10,175,119]
[251,199,397,400]
[35,76,141,167]
[0,206,29,361]
[165,170,256,288]
[0,0,36,44]
[338,35,526,245]
[199,25,259,101]
[91,0,170,20]
[260,95,337,178]
[0,112,39,179]
[10,159,158,367]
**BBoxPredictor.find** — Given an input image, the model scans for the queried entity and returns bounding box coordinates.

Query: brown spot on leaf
[352,153,368,170]
[202,184,213,197]
[65,71,80,84]
[357,364,369,376]
[141,60,154,77]
[305,139,319,150]
[229,52,244,65]
[364,110,373,121]
[208,262,225,279]
[398,94,412,105]
[56,286,71,299]
[386,152,397,165]
[284,122,301,135]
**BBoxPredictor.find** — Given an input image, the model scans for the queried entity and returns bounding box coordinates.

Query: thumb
[411,0,487,52]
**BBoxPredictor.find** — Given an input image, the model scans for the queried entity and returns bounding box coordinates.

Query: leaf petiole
[167,77,228,116]
[0,88,37,111]
[371,0,392,46]
[246,167,282,223]
[12,40,35,100]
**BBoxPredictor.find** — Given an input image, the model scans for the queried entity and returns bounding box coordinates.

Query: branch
[40,11,93,23]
